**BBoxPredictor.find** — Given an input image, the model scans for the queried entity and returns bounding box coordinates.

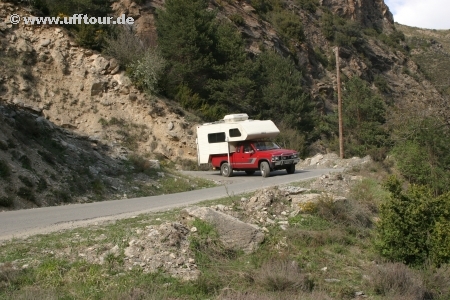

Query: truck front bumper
[271,158,300,169]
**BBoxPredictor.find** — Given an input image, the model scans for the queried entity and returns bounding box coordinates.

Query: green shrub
[17,187,36,204]
[53,190,72,203]
[320,12,363,48]
[269,10,305,43]
[19,155,32,170]
[127,48,166,95]
[18,175,34,188]
[376,176,450,266]
[274,123,307,156]
[0,139,7,150]
[37,177,48,192]
[30,0,112,50]
[374,74,390,93]
[392,117,450,195]
[313,47,329,67]
[75,23,108,51]
[0,196,13,207]
[295,0,319,13]
[0,160,11,179]
[38,150,56,166]
[343,77,389,159]
[229,14,245,26]
[430,219,450,266]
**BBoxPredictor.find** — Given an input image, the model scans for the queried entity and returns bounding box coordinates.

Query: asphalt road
[0,168,341,242]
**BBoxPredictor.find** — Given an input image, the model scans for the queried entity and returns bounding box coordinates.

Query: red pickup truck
[210,140,299,177]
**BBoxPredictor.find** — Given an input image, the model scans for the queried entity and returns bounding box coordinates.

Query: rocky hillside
[396,23,450,97]
[1,0,449,210]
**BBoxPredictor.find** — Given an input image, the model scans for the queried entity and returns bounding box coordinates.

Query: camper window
[229,128,241,137]
[208,132,226,143]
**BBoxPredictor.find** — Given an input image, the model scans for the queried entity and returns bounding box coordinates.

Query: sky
[384,0,450,30]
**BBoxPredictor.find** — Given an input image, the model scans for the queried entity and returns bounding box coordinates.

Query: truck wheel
[286,164,296,174]
[245,170,255,175]
[260,161,270,178]
[221,163,233,177]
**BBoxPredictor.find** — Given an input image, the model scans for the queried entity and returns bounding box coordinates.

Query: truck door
[234,143,257,169]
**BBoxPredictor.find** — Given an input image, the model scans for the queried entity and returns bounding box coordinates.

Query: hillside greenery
[16,0,450,270]
[155,0,315,139]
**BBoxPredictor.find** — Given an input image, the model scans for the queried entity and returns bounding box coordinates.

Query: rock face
[182,206,265,254]
[0,2,198,166]
[320,0,394,30]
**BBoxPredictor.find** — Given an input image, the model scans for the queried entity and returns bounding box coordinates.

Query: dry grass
[217,289,333,300]
[315,194,373,229]
[253,258,314,292]
[369,262,427,299]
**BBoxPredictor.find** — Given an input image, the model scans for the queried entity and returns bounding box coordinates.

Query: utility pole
[335,46,344,159]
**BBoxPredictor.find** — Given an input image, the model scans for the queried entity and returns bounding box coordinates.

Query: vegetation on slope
[5,0,450,274]
[1,164,450,299]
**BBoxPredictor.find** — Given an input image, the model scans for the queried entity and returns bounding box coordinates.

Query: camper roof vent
[223,113,249,123]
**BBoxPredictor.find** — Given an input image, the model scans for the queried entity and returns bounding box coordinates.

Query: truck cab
[210,140,299,177]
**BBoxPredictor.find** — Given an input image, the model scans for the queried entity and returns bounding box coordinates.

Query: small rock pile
[298,153,373,170]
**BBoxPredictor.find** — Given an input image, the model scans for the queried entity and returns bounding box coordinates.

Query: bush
[127,48,166,94]
[254,258,314,292]
[0,196,13,207]
[18,175,34,188]
[103,26,150,68]
[17,187,36,204]
[340,76,390,159]
[376,176,450,266]
[0,160,11,179]
[315,194,373,229]
[269,10,305,43]
[370,263,426,299]
[229,14,245,26]
[295,0,319,13]
[274,123,307,156]
[19,155,32,170]
[30,0,112,50]
[392,117,450,195]
[373,74,390,93]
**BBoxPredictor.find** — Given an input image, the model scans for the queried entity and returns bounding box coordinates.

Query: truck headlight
[272,156,281,161]
[293,153,298,158]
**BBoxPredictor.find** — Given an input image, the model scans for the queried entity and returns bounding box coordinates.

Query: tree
[156,0,217,99]
[341,76,389,159]
[253,51,313,133]
[392,117,450,195]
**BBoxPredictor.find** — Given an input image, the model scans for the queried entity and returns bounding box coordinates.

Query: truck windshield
[254,141,280,151]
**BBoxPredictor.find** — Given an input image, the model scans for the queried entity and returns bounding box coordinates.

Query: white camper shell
[196,114,280,165]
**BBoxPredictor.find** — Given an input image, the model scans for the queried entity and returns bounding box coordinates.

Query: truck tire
[245,170,255,175]
[221,162,233,177]
[286,164,295,174]
[260,161,270,178]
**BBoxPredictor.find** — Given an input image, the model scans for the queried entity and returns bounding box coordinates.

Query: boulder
[93,56,110,73]
[310,153,324,166]
[91,81,107,96]
[182,206,264,253]
[40,38,51,47]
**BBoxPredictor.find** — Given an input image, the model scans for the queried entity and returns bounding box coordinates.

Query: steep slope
[0,1,198,161]
[121,0,444,123]
[396,23,450,96]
